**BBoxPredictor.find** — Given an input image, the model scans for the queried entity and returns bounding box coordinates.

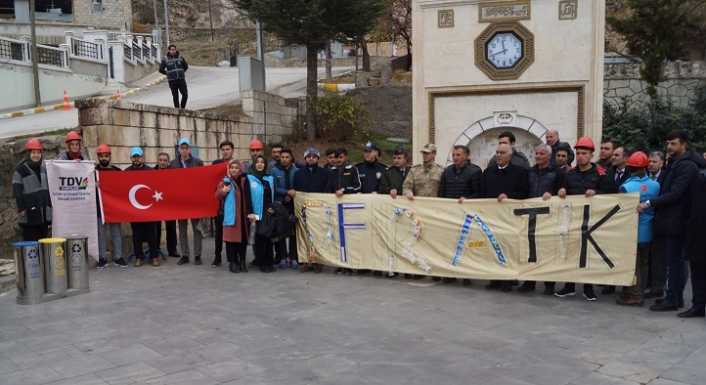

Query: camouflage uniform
[402,162,444,197]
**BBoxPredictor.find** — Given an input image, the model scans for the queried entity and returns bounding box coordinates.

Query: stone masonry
[72,0,133,31]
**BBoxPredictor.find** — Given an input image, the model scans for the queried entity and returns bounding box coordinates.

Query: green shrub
[314,93,371,142]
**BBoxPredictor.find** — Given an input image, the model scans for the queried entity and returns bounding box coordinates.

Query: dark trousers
[689,258,706,307]
[254,235,274,267]
[275,235,297,262]
[648,239,666,292]
[21,224,49,242]
[664,236,688,305]
[169,79,188,109]
[623,243,651,298]
[131,222,159,259]
[156,220,177,256]
[214,215,224,258]
[226,241,246,263]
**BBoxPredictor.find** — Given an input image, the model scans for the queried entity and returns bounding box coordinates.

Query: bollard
[13,241,44,305]
[39,238,67,299]
[65,236,90,296]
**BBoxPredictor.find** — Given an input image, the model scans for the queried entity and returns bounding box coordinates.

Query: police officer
[125,147,160,267]
[326,148,362,196]
[555,137,617,301]
[402,144,444,200]
[356,142,387,194]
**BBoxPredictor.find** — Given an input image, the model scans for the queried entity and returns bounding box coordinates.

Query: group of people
[12,127,706,320]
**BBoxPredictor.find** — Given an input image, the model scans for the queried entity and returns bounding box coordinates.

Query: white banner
[46,160,99,260]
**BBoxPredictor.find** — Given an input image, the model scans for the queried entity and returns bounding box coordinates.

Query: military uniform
[402,163,443,197]
[379,166,410,194]
[326,164,362,194]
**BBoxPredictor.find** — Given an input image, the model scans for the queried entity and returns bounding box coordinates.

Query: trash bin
[39,238,67,298]
[13,241,44,305]
[65,236,89,295]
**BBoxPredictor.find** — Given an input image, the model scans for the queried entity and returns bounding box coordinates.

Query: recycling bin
[39,238,67,298]
[65,236,90,295]
[13,241,44,305]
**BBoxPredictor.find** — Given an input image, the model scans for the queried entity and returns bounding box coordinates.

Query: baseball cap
[177,138,191,147]
[363,142,379,152]
[304,147,320,158]
[130,147,144,157]
[420,144,437,153]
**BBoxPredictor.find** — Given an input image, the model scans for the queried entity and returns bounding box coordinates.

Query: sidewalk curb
[0,74,167,120]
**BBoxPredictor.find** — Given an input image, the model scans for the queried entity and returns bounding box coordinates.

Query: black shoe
[542,283,556,296]
[229,262,240,274]
[643,290,664,299]
[177,256,189,265]
[601,286,616,295]
[113,258,128,268]
[677,306,705,318]
[374,271,383,277]
[194,256,202,265]
[517,282,535,293]
[169,254,181,259]
[344,269,353,276]
[499,283,513,292]
[555,286,576,298]
[240,257,248,273]
[432,277,441,282]
[442,278,457,284]
[462,279,473,286]
[485,281,501,290]
[650,302,679,312]
[583,286,598,301]
[97,258,108,269]
[335,268,344,274]
[211,257,222,268]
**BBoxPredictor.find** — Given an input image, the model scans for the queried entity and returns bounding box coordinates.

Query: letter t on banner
[514,207,551,263]
[337,203,366,263]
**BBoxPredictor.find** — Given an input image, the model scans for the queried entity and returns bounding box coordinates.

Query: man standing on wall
[159,44,189,109]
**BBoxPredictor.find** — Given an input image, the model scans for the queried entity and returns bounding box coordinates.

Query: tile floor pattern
[0,242,704,385]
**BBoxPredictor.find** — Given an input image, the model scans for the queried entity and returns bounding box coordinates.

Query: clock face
[486,32,523,70]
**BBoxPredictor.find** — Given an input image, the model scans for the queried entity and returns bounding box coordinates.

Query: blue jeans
[664,237,688,304]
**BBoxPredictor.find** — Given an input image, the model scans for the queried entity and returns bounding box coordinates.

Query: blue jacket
[247,174,274,219]
[270,163,298,202]
[620,175,660,244]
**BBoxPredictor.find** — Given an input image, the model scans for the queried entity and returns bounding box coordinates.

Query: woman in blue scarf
[215,161,252,273]
[247,155,276,273]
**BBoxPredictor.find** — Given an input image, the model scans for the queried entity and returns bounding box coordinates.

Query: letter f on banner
[580,204,620,269]
[337,203,366,263]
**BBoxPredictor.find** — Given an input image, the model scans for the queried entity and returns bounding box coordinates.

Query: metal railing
[132,40,142,60]
[0,37,27,62]
[151,45,157,58]
[123,43,132,61]
[36,44,68,68]
[70,37,103,61]
[142,44,150,60]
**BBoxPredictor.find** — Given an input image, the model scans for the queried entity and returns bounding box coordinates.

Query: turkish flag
[98,164,227,223]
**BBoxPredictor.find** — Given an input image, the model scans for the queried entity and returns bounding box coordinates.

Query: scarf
[223,177,237,226]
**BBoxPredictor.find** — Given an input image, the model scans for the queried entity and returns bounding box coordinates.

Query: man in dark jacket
[292,147,329,273]
[13,139,51,242]
[482,143,530,291]
[125,147,160,267]
[210,141,234,267]
[379,148,410,197]
[159,44,189,109]
[487,131,530,169]
[598,138,615,170]
[546,129,574,167]
[681,167,706,318]
[555,137,617,301]
[608,146,631,188]
[171,138,205,266]
[646,131,700,312]
[156,152,179,261]
[95,144,127,269]
[272,149,299,268]
[518,144,560,294]
[356,142,387,194]
[439,145,482,200]
[326,148,362,195]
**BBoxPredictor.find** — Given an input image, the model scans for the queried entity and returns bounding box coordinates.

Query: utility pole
[255,20,266,88]
[152,0,160,46]
[163,0,170,47]
[207,0,215,41]
[29,0,41,107]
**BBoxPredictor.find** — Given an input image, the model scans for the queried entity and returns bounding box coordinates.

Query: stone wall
[240,90,300,145]
[604,61,706,109]
[72,0,133,32]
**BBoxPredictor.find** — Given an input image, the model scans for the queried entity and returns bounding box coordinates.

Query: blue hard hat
[130,147,144,157]
[178,138,191,146]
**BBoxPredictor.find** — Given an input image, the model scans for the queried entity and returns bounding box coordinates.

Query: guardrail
[70,37,103,61]
[132,40,142,61]
[36,44,68,68]
[0,36,27,62]
[1,36,68,69]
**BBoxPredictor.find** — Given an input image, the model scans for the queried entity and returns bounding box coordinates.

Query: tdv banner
[295,193,640,285]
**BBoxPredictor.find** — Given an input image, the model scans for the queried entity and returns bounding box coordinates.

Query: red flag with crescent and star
[98,163,227,223]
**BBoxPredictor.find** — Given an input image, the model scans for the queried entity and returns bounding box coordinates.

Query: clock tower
[412,0,605,167]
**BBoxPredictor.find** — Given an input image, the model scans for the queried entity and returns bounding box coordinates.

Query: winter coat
[652,151,704,237]
[293,165,329,193]
[528,165,561,198]
[356,161,388,193]
[169,155,203,169]
[481,164,529,199]
[270,163,299,202]
[402,162,443,197]
[560,164,616,195]
[12,159,52,226]
[326,164,362,194]
[159,52,189,82]
[247,174,275,220]
[379,166,410,194]
[686,169,706,261]
[215,175,252,243]
[487,150,530,170]
[438,161,482,199]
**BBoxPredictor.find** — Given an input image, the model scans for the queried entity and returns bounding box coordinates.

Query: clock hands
[490,49,507,58]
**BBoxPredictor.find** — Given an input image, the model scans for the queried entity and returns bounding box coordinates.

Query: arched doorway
[446,114,548,169]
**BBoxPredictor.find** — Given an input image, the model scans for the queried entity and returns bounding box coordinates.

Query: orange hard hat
[574,137,595,151]
[96,144,111,154]
[65,130,82,143]
[626,151,649,168]
[249,138,264,150]
[25,138,43,151]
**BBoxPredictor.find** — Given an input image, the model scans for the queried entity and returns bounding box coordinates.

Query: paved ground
[0,66,351,139]
[0,238,704,385]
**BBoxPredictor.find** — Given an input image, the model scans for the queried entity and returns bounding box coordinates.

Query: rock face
[349,86,413,139]
[0,259,14,277]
